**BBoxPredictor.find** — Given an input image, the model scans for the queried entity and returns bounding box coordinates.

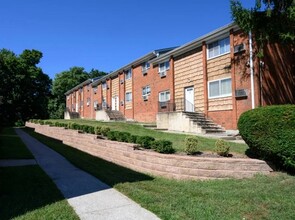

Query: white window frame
[93,87,97,94]
[142,62,150,74]
[86,97,91,106]
[208,77,232,99]
[158,90,170,102]
[142,85,151,100]
[125,69,132,80]
[102,82,107,89]
[125,92,132,102]
[158,61,170,77]
[93,100,98,109]
[207,36,230,59]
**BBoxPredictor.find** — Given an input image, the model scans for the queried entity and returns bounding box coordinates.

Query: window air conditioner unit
[159,71,166,78]
[235,89,247,98]
[120,100,124,106]
[143,95,148,101]
[159,102,167,108]
[120,79,124,84]
[142,69,148,75]
[234,43,245,54]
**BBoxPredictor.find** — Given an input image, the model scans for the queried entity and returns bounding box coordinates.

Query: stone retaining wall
[26,122,272,180]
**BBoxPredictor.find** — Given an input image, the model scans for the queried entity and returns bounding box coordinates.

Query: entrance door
[112,96,119,111]
[185,87,194,112]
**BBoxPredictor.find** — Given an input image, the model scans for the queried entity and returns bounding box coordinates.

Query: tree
[0,49,51,125]
[48,67,107,119]
[231,0,295,55]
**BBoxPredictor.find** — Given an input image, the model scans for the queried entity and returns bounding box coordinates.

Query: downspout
[249,30,255,109]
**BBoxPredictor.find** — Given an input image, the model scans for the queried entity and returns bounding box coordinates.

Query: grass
[24,127,295,220]
[0,127,79,220]
[0,166,79,220]
[43,119,248,154]
[0,127,34,159]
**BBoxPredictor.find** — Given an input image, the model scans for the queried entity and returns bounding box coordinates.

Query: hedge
[238,105,295,172]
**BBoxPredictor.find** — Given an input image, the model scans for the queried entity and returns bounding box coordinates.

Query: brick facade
[65,23,294,130]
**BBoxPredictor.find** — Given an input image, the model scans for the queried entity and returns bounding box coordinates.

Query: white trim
[208,77,232,99]
[207,36,230,60]
[158,90,170,102]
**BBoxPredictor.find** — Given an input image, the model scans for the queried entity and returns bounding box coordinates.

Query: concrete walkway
[15,128,160,220]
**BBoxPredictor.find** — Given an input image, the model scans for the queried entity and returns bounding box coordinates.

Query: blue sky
[1,0,253,79]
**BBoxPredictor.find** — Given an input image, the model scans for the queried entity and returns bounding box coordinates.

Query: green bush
[116,132,131,142]
[151,140,174,154]
[14,119,24,127]
[100,127,111,136]
[128,135,139,144]
[106,131,118,141]
[70,123,80,130]
[214,139,230,156]
[238,105,295,172]
[95,126,102,135]
[184,137,199,155]
[136,136,155,149]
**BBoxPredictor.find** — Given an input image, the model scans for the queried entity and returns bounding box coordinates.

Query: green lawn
[0,166,79,220]
[44,119,248,154]
[24,127,295,220]
[0,127,79,220]
[0,127,33,159]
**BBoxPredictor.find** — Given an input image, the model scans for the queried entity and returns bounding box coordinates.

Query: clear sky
[0,0,254,79]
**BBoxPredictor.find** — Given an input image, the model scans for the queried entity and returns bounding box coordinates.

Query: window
[67,95,70,100]
[79,88,83,93]
[208,78,232,98]
[86,97,91,106]
[102,82,107,89]
[142,62,150,74]
[125,92,132,102]
[159,90,170,102]
[208,37,230,59]
[87,84,90,91]
[158,61,170,77]
[80,101,83,108]
[142,86,151,100]
[93,87,97,94]
[93,100,98,109]
[125,69,132,80]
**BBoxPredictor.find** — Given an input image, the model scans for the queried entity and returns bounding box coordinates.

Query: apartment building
[65,23,295,132]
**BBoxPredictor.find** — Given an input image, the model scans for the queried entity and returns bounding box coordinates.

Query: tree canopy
[231,0,295,53]
[0,49,51,125]
[48,67,107,119]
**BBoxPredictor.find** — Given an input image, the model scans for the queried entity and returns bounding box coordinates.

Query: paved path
[15,128,160,220]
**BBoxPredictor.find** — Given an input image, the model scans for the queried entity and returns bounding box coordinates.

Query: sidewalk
[15,128,160,220]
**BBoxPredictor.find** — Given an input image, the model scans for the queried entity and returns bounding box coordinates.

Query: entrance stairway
[105,110,125,121]
[183,112,225,133]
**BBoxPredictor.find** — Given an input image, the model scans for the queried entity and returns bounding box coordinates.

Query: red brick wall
[83,84,92,119]
[133,59,174,122]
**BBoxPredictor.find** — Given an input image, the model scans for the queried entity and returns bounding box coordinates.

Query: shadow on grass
[23,128,154,188]
[0,165,78,220]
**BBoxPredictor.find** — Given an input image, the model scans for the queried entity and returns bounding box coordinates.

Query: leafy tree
[231,0,295,55]
[0,49,51,125]
[48,67,107,119]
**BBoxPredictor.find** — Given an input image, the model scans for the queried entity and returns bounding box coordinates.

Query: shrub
[184,137,199,155]
[100,126,111,136]
[238,105,295,172]
[87,126,95,134]
[136,136,155,149]
[15,119,24,127]
[106,131,118,141]
[116,132,131,142]
[151,140,174,154]
[214,139,230,156]
[70,123,80,130]
[128,135,138,144]
[95,126,102,135]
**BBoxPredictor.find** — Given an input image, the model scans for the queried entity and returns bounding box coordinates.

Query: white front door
[185,87,194,112]
[112,96,119,110]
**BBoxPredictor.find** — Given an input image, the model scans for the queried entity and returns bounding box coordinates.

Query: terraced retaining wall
[26,122,272,180]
